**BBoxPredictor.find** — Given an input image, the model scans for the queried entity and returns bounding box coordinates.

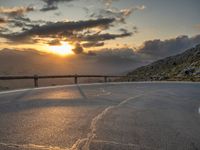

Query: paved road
[0,82,200,150]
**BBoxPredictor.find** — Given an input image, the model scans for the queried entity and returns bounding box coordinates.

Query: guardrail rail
[0,75,125,87]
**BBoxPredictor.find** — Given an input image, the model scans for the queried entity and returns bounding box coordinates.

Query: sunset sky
[0,0,200,58]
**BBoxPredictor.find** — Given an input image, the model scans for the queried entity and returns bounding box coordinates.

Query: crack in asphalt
[70,90,160,150]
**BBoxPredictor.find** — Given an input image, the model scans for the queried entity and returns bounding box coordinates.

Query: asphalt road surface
[0,82,200,150]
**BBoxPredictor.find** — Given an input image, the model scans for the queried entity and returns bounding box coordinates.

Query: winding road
[0,82,200,150]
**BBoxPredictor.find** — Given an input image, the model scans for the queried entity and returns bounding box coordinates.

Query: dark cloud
[40,5,58,11]
[48,39,62,45]
[8,16,36,29]
[72,43,84,54]
[119,28,128,33]
[0,16,133,49]
[0,18,7,24]
[0,6,34,17]
[14,16,31,23]
[40,0,75,11]
[138,34,200,59]
[82,32,132,42]
[94,48,136,58]
[85,34,200,66]
[68,29,132,49]
[85,34,200,68]
[0,27,9,36]
[132,26,139,33]
[82,42,104,48]
[70,31,132,52]
[87,50,97,56]
[81,34,200,67]
[12,16,47,27]
[1,18,115,42]
[119,27,138,35]
[86,48,144,69]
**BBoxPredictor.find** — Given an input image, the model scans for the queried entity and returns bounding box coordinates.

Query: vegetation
[125,44,200,82]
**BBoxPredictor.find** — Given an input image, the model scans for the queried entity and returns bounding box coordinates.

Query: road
[0,82,200,150]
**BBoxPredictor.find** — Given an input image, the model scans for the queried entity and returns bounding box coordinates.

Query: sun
[49,42,74,56]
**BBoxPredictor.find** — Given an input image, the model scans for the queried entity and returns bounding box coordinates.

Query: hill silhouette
[126,44,200,81]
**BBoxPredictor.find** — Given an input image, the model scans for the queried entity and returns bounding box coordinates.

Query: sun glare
[49,42,74,56]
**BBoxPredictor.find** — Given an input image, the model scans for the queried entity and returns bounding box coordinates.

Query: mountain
[126,44,200,81]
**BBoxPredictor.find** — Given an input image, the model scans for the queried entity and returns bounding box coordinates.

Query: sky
[0,0,200,66]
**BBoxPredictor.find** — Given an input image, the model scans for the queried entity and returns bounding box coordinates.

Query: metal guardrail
[0,75,125,87]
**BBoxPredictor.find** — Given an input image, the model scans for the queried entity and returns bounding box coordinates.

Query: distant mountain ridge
[0,48,135,90]
[126,44,200,81]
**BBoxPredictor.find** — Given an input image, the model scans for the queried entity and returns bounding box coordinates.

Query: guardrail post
[34,75,39,87]
[104,76,108,82]
[74,74,78,84]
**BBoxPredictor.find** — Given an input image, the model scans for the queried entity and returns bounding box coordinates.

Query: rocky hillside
[126,44,200,81]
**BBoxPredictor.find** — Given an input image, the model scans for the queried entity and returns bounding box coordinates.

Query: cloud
[0,6,34,17]
[0,18,7,24]
[85,48,144,69]
[82,32,132,42]
[0,18,6,23]
[85,34,200,68]
[1,34,199,75]
[94,48,136,58]
[134,5,146,11]
[137,34,200,59]
[40,0,75,11]
[8,16,36,29]
[81,34,200,66]
[71,29,132,49]
[82,42,104,48]
[1,18,115,42]
[90,5,145,23]
[102,0,119,8]
[48,39,62,45]
[40,5,58,11]
[72,43,84,54]
[0,16,133,49]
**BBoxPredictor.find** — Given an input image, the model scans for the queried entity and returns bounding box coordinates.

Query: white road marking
[0,82,129,95]
[0,81,199,95]
[0,142,68,150]
[198,107,200,114]
[0,84,76,95]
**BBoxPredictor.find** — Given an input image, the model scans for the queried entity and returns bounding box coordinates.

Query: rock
[181,68,195,76]
[126,44,200,81]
